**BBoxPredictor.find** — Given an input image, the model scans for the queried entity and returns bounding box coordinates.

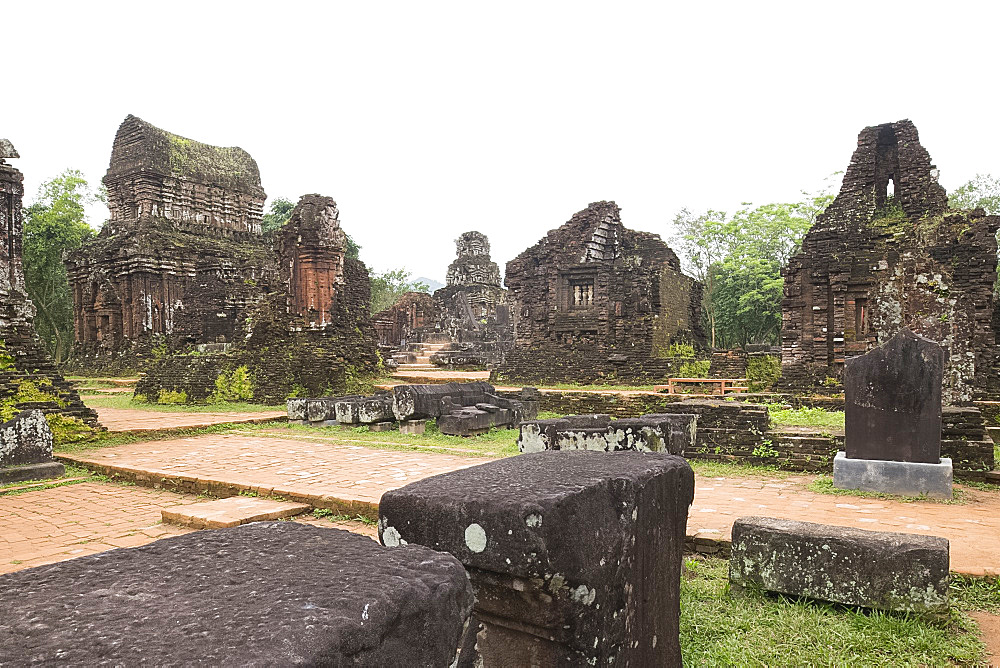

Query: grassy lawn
[681,556,987,666]
[82,395,284,413]
[769,405,845,431]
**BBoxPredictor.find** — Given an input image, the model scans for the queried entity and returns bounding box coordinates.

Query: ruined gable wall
[780,120,999,403]
[494,202,705,384]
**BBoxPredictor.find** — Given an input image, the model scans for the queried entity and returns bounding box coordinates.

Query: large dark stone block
[844,328,944,463]
[0,522,474,666]
[730,516,950,612]
[379,450,695,666]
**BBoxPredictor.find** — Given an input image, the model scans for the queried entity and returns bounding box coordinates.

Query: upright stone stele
[834,328,952,498]
[379,450,695,666]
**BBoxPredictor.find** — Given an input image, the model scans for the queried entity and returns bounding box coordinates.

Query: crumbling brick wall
[781,120,1000,403]
[133,194,379,403]
[493,201,706,384]
[0,144,98,430]
[373,292,436,348]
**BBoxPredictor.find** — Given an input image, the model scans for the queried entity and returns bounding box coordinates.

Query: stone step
[399,364,438,370]
[161,496,310,529]
[986,426,1000,444]
[986,470,1000,484]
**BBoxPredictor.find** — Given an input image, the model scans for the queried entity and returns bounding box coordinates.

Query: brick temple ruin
[0,140,98,433]
[67,116,377,401]
[781,120,1000,403]
[374,231,512,366]
[66,115,270,367]
[494,201,706,383]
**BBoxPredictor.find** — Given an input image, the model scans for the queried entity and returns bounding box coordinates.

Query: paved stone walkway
[0,483,196,575]
[688,474,1000,576]
[94,407,286,432]
[64,433,483,508]
[61,433,1000,574]
[0,482,377,575]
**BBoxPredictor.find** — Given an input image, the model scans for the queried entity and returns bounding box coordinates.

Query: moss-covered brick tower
[0,139,99,438]
[69,116,378,401]
[780,120,1000,404]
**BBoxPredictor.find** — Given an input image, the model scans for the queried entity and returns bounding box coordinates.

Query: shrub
[666,342,696,358]
[157,389,188,404]
[678,360,711,378]
[208,366,254,404]
[746,355,781,391]
[45,414,95,445]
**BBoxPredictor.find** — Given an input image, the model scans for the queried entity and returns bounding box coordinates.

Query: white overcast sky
[4,1,999,282]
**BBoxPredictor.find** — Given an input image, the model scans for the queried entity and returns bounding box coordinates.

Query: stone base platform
[833,452,953,499]
[161,497,310,528]
[0,461,64,485]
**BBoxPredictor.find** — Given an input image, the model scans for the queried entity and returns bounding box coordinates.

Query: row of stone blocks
[0,451,694,665]
[287,382,540,436]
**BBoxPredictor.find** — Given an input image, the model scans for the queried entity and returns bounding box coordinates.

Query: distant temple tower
[278,195,347,326]
[780,120,1000,403]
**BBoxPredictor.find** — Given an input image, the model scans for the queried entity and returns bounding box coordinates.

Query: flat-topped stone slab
[161,496,310,528]
[380,450,694,666]
[730,516,950,612]
[0,522,474,665]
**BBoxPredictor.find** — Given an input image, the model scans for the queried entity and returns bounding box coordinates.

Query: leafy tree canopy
[23,169,101,362]
[671,177,836,348]
[949,174,1000,215]
[369,269,429,314]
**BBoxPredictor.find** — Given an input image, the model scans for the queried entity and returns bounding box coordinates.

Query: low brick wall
[498,390,994,479]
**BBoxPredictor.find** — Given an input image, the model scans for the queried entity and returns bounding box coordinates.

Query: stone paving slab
[161,496,310,528]
[62,433,484,516]
[94,407,286,432]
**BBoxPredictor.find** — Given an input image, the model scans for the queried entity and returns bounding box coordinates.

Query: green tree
[369,269,429,314]
[671,181,835,348]
[22,169,100,362]
[260,197,295,233]
[262,196,360,258]
[949,174,1000,215]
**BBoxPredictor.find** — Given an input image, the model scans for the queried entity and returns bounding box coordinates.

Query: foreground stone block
[379,451,695,666]
[0,522,473,665]
[0,410,63,484]
[730,516,949,612]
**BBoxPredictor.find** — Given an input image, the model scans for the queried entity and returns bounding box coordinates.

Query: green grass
[807,475,980,505]
[769,405,845,431]
[689,458,794,479]
[0,463,121,495]
[952,574,1000,614]
[680,556,985,666]
[311,508,378,526]
[82,395,284,413]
